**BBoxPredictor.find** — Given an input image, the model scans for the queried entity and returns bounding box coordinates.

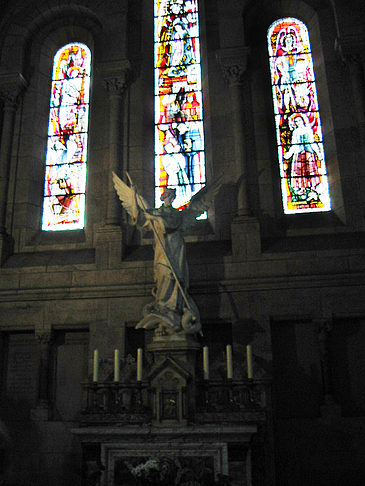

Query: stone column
[104,61,130,226]
[31,330,53,421]
[0,72,27,262]
[336,35,365,154]
[95,61,130,268]
[216,47,251,218]
[316,318,341,419]
[216,48,261,260]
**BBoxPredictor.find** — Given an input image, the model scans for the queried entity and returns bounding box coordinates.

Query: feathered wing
[181,173,224,230]
[112,172,150,217]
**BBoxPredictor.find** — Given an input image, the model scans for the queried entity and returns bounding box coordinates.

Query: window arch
[154,0,206,210]
[42,42,91,231]
[267,18,331,214]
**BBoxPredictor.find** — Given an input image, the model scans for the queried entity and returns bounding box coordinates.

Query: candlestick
[137,348,143,382]
[93,349,99,383]
[246,344,253,379]
[203,346,209,380]
[226,344,233,379]
[114,349,120,382]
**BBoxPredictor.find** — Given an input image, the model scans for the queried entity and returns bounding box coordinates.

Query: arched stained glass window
[42,42,91,231]
[154,0,206,210]
[268,18,331,214]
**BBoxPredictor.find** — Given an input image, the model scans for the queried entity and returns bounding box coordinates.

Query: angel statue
[112,172,223,337]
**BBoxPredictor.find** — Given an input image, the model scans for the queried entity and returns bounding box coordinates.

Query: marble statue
[112,172,222,336]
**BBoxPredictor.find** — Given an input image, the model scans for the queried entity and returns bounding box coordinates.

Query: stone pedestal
[231,216,261,261]
[147,333,200,372]
[147,333,200,426]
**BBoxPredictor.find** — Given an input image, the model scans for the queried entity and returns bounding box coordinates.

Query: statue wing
[181,173,224,229]
[112,172,150,216]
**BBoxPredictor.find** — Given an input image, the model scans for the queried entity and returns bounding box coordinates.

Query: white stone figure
[112,172,222,336]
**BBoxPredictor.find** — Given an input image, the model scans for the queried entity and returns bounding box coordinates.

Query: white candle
[203,346,209,380]
[137,348,143,382]
[114,349,120,382]
[226,344,233,379]
[93,349,99,382]
[247,344,253,379]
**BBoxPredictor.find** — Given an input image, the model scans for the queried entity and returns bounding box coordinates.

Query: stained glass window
[42,43,91,231]
[154,0,205,210]
[268,18,331,214]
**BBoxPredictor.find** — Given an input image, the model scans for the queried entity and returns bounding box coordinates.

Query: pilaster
[94,61,131,268]
[216,48,261,261]
[316,317,341,421]
[31,329,53,421]
[102,60,131,226]
[336,34,365,152]
[216,47,251,218]
[0,72,27,263]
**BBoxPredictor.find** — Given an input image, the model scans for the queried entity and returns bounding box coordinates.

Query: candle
[226,344,233,379]
[203,346,209,380]
[93,349,99,382]
[114,349,120,382]
[246,344,253,379]
[137,348,143,382]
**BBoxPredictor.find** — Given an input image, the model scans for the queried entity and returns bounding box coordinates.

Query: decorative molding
[0,72,27,107]
[216,47,250,86]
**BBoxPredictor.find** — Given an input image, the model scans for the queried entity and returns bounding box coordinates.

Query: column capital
[315,317,333,338]
[335,32,365,66]
[216,47,250,86]
[35,329,53,345]
[0,72,27,107]
[100,59,131,96]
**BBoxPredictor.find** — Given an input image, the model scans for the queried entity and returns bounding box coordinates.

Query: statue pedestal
[147,333,200,374]
[147,333,200,426]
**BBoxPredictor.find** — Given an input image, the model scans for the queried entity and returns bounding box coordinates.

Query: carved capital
[216,47,250,86]
[101,59,131,96]
[35,330,53,345]
[104,76,128,95]
[0,72,27,107]
[335,33,365,67]
[316,318,333,342]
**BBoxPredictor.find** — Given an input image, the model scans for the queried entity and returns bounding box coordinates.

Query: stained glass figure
[154,0,206,210]
[268,18,331,214]
[42,43,91,231]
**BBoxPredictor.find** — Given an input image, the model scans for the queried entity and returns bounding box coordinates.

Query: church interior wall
[0,0,364,485]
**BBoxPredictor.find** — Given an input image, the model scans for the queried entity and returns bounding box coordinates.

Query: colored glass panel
[268,18,331,214]
[42,42,91,231]
[154,0,206,210]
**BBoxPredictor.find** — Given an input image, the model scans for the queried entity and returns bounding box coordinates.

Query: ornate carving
[0,72,27,108]
[335,34,365,67]
[216,47,250,86]
[104,76,128,95]
[35,330,53,345]
[101,59,131,96]
[114,455,225,486]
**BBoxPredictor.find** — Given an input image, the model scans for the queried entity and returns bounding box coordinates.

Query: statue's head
[160,187,176,204]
